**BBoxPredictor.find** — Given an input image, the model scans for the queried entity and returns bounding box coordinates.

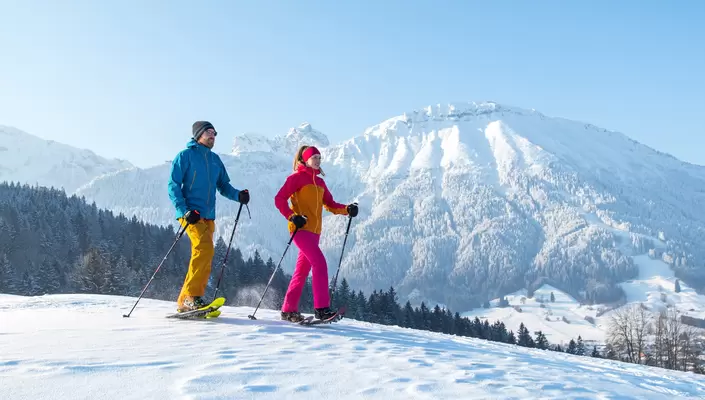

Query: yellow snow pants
[177,218,215,306]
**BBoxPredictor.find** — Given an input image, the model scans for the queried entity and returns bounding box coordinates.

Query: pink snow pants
[281,230,330,312]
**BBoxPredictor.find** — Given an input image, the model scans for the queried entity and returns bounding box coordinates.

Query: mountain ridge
[0,124,134,193]
[5,101,705,310]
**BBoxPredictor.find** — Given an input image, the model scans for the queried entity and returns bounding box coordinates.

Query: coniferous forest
[1,181,703,374]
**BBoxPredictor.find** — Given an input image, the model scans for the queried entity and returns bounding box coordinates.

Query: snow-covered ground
[462,255,705,346]
[461,284,606,346]
[2,294,704,399]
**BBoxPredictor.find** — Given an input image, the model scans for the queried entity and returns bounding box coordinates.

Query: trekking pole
[248,228,299,320]
[212,202,250,302]
[330,215,353,304]
[123,222,190,318]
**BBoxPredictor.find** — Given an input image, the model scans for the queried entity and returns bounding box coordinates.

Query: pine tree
[402,301,415,328]
[517,323,534,347]
[0,253,16,293]
[575,335,586,356]
[482,320,491,340]
[591,345,600,358]
[39,260,63,294]
[566,339,577,355]
[419,302,431,330]
[534,330,549,350]
[453,312,464,336]
[550,292,555,302]
[431,304,444,332]
[354,290,366,320]
[333,278,351,309]
[72,248,109,294]
[675,279,681,293]
[506,331,516,345]
[385,286,401,325]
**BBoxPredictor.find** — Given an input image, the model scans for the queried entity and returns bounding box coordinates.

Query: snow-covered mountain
[73,102,705,310]
[2,293,704,400]
[0,125,133,193]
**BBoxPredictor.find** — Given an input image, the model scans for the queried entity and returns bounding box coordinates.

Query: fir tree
[402,301,415,328]
[591,345,600,358]
[333,278,352,309]
[566,339,577,355]
[431,304,444,332]
[419,302,431,330]
[354,290,366,320]
[575,335,586,356]
[534,330,549,350]
[506,331,516,345]
[517,323,534,347]
[0,253,16,294]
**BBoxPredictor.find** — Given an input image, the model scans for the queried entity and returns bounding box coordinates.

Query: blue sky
[1,0,703,168]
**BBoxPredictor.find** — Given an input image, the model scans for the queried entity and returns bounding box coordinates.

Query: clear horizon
[1,0,703,168]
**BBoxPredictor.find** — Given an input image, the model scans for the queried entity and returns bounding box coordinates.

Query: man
[168,121,249,312]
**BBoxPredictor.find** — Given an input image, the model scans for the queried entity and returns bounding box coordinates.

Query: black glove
[346,203,358,218]
[238,189,249,205]
[289,214,307,229]
[184,210,200,224]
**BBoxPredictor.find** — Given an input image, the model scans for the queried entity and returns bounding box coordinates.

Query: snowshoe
[281,311,306,323]
[177,296,209,313]
[314,307,338,320]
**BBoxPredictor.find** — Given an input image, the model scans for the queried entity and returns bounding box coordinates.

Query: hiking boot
[281,311,305,323]
[314,307,337,320]
[177,296,208,312]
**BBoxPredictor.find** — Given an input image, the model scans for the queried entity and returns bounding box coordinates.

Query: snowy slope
[1,293,704,400]
[72,102,705,312]
[463,255,705,346]
[462,284,607,345]
[0,125,133,193]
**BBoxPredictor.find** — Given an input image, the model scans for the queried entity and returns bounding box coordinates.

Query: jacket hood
[187,138,212,152]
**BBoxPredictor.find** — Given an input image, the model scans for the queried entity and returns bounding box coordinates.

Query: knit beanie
[192,121,215,140]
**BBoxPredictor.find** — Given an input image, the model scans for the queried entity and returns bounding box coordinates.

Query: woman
[274,145,358,322]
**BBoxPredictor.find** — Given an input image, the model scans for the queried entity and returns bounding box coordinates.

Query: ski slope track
[1,293,704,400]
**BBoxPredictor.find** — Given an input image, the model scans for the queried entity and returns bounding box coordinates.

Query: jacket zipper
[203,150,211,210]
[313,172,320,232]
[189,171,197,190]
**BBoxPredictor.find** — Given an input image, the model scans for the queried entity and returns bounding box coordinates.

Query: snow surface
[461,284,607,346]
[2,293,705,400]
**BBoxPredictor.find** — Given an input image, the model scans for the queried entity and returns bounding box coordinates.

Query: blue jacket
[168,139,241,220]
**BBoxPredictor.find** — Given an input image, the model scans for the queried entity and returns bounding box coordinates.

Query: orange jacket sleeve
[322,183,348,215]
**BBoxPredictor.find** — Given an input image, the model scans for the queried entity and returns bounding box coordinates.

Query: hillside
[1,293,704,400]
[464,255,705,346]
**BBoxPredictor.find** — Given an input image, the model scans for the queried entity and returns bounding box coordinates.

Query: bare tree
[648,308,704,372]
[606,303,651,364]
